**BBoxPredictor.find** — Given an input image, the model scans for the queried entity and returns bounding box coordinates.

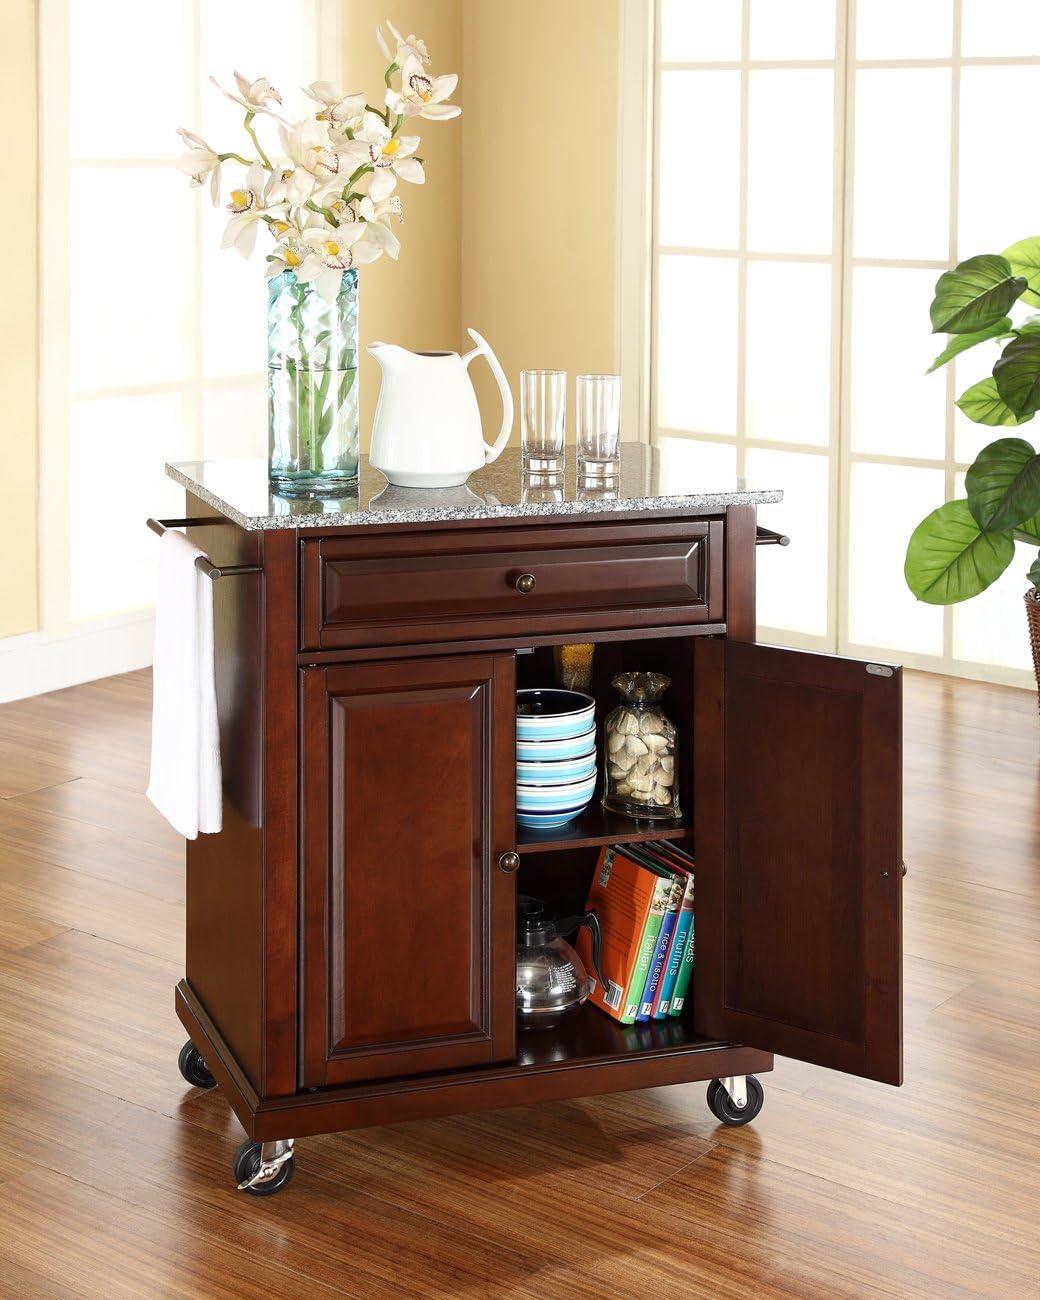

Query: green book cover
[620,866,673,1023]
[668,915,695,1015]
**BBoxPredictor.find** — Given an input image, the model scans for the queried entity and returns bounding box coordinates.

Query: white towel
[147,530,222,839]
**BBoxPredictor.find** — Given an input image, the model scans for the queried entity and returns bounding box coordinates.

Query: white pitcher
[368,329,514,488]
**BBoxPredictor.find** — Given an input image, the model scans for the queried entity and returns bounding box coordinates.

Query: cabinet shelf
[516,805,691,855]
[516,1001,722,1069]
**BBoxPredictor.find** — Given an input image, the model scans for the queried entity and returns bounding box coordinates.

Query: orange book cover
[576,846,659,1024]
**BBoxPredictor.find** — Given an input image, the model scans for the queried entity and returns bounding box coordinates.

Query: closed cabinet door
[301,654,516,1088]
[693,639,903,1085]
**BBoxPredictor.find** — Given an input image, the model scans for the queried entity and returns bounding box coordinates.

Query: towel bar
[147,517,261,580]
[755,526,790,547]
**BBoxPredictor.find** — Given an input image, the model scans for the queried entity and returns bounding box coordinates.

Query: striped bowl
[516,726,596,763]
[516,773,597,815]
[516,752,597,786]
[516,689,596,741]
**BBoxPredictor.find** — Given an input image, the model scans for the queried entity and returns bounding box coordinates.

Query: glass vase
[602,672,681,820]
[267,269,359,496]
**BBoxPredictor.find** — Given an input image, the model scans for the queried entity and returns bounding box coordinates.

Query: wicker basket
[1027,589,1040,711]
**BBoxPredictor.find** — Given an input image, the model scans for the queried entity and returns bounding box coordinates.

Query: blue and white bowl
[516,752,597,786]
[517,807,591,831]
[516,726,596,763]
[517,772,597,816]
[516,689,596,741]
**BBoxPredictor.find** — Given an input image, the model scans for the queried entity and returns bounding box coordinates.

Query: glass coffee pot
[516,896,605,1026]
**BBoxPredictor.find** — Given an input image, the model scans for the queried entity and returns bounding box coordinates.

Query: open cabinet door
[693,639,902,1084]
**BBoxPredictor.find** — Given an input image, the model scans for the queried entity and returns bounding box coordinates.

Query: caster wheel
[233,1140,296,1196]
[178,1040,216,1089]
[707,1075,764,1126]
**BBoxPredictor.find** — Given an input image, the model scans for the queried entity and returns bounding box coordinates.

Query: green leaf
[930,255,1027,334]
[965,437,1040,531]
[1029,553,1040,588]
[1002,236,1040,308]
[1015,513,1040,543]
[904,500,1015,605]
[926,317,1011,373]
[1016,314,1040,337]
[955,377,1034,427]
[995,334,1040,416]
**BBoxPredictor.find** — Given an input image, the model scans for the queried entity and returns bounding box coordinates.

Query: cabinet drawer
[301,519,724,650]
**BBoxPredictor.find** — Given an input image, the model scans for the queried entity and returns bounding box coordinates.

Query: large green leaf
[1029,553,1040,588]
[994,334,1040,417]
[1015,314,1040,338]
[955,377,1033,427]
[930,255,1027,334]
[905,500,1015,605]
[926,317,1011,373]
[965,437,1040,531]
[1002,236,1040,308]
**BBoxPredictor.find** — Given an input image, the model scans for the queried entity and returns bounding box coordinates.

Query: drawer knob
[498,851,521,874]
[515,573,536,594]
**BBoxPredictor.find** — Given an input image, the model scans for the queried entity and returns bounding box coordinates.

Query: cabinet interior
[513,632,718,1059]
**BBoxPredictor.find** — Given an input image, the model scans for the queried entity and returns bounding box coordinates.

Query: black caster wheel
[233,1140,296,1196]
[178,1040,216,1089]
[707,1076,764,1126]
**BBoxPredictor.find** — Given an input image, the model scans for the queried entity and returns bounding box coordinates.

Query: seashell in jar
[619,712,640,736]
[660,755,674,774]
[634,752,656,776]
[652,784,673,806]
[623,736,649,761]
[608,760,627,779]
[644,732,669,755]
[630,788,652,802]
[639,711,664,736]
[629,774,653,793]
[616,780,633,795]
[607,730,626,754]
[655,765,674,786]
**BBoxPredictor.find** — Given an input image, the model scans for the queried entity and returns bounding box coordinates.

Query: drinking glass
[521,370,567,470]
[576,375,622,474]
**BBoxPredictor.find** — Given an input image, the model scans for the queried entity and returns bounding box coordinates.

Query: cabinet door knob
[498,851,520,873]
[515,573,536,594]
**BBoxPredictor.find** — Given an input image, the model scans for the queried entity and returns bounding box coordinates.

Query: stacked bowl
[516,689,598,830]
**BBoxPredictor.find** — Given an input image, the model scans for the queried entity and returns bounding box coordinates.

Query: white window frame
[37,0,339,649]
[646,0,1039,688]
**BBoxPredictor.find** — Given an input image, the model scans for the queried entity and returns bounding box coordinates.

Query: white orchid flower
[303,81,367,134]
[221,163,276,258]
[358,195,402,259]
[295,226,383,302]
[265,233,308,279]
[264,163,315,207]
[342,111,423,202]
[386,56,460,120]
[211,71,285,118]
[376,21,430,67]
[279,119,349,192]
[175,128,223,203]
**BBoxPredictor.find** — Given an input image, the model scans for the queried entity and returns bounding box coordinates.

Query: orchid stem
[243,112,273,170]
[219,151,254,166]
[384,62,399,89]
[306,198,340,227]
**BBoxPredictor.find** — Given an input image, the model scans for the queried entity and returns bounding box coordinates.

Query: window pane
[69,169,192,392]
[660,0,742,61]
[855,0,953,59]
[747,70,833,255]
[850,267,946,459]
[202,380,266,458]
[69,394,187,620]
[200,200,268,378]
[746,447,830,637]
[659,72,741,249]
[961,0,1040,58]
[656,255,738,433]
[749,0,835,60]
[959,66,1040,258]
[746,261,832,446]
[655,436,737,489]
[853,69,951,261]
[848,463,945,655]
[69,0,191,159]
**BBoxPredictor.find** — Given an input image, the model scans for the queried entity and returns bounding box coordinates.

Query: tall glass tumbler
[576,374,622,475]
[521,370,567,470]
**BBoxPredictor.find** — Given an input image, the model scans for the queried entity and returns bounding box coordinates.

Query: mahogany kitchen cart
[159,448,902,1196]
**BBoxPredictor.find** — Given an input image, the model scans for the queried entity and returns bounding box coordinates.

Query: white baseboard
[0,611,154,703]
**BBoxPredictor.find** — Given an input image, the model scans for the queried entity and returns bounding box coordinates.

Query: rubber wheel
[707,1075,764,1126]
[233,1140,296,1196]
[177,1040,216,1089]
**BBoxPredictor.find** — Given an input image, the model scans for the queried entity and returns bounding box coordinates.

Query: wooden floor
[0,669,1037,1297]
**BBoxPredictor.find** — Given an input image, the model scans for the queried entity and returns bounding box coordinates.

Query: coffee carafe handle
[557,911,606,990]
[463,328,514,465]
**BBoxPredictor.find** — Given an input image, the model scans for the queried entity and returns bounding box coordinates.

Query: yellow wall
[460,0,620,440]
[0,0,38,637]
[342,0,464,444]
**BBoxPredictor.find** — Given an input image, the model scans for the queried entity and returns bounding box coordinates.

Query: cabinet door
[300,654,516,1087]
[694,639,902,1084]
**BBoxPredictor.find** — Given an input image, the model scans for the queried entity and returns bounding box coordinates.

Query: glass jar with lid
[602,672,680,820]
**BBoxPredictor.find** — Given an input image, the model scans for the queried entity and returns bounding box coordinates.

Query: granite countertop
[166,446,782,532]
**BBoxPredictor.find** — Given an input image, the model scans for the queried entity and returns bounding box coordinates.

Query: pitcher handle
[463,328,514,464]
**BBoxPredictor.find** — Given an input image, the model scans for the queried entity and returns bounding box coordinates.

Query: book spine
[623,903,664,1023]
[637,905,677,1021]
[668,916,695,1016]
[654,906,692,1019]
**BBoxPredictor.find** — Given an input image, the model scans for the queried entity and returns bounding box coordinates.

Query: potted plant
[905,238,1040,692]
